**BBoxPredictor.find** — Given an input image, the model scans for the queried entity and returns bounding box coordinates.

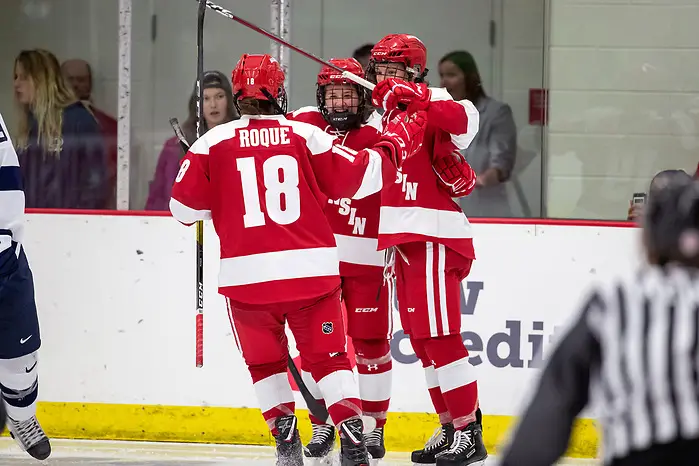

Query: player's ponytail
[237,97,275,116]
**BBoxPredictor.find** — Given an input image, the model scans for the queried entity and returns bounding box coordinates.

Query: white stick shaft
[342,71,375,91]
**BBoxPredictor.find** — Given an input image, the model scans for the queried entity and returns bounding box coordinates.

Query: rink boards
[16,213,641,457]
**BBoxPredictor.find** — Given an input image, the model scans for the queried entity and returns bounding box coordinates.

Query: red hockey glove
[433,151,477,198]
[372,78,431,113]
[375,110,428,169]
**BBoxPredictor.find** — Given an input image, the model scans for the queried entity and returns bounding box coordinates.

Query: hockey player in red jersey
[287,58,391,461]
[169,53,427,466]
[366,34,487,466]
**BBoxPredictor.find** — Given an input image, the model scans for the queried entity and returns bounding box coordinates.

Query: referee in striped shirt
[501,175,699,466]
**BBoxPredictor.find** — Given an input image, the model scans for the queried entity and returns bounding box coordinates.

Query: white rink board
[23,214,642,416]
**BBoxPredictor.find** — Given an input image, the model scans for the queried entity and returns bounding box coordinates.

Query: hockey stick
[194,0,206,368]
[287,354,377,434]
[169,118,190,152]
[286,355,330,424]
[193,0,375,91]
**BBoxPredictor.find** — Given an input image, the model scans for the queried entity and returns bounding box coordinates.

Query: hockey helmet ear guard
[316,58,367,131]
[232,54,287,115]
[367,34,429,84]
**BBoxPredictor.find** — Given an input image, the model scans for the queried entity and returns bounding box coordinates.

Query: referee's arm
[499,293,603,466]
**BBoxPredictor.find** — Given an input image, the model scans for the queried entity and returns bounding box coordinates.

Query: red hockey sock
[248,359,296,434]
[424,335,478,430]
[264,402,296,435]
[304,352,362,426]
[412,338,452,424]
[354,338,392,428]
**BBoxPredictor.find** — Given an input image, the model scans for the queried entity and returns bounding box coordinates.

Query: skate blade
[360,415,377,434]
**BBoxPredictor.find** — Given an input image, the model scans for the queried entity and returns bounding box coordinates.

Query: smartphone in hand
[632,192,647,205]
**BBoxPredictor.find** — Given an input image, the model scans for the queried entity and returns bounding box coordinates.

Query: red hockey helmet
[316,58,368,131]
[368,34,428,82]
[317,58,365,86]
[232,53,287,114]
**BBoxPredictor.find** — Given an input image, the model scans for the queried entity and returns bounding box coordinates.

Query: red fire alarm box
[528,88,548,126]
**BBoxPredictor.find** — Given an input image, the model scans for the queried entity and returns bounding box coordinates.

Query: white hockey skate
[8,415,51,460]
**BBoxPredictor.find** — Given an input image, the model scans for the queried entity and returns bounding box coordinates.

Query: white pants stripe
[425,243,438,337]
[386,276,395,339]
[437,243,449,334]
[425,242,449,337]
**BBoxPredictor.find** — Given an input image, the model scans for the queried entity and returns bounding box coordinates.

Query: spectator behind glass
[13,49,108,209]
[145,71,237,210]
[352,44,374,71]
[62,58,118,209]
[628,169,692,222]
[439,50,517,217]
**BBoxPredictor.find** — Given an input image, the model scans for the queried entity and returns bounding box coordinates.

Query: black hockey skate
[411,422,455,464]
[365,425,386,459]
[273,414,303,466]
[338,418,370,466]
[8,415,51,460]
[435,421,487,466]
[303,422,335,463]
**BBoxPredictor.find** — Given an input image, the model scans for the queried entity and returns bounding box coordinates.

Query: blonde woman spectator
[13,49,108,209]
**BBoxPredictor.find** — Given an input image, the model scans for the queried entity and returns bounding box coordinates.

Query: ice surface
[0,438,597,465]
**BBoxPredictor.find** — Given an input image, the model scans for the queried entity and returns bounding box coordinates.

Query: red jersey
[287,106,384,276]
[170,114,389,305]
[378,88,480,260]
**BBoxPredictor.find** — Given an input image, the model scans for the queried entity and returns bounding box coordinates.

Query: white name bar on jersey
[238,127,291,148]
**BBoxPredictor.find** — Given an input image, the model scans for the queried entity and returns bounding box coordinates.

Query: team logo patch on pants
[321,322,334,334]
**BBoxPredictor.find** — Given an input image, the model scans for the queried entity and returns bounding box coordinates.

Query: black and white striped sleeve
[499,291,604,466]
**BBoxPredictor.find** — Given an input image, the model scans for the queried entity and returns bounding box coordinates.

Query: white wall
[23,213,641,415]
[547,0,699,219]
